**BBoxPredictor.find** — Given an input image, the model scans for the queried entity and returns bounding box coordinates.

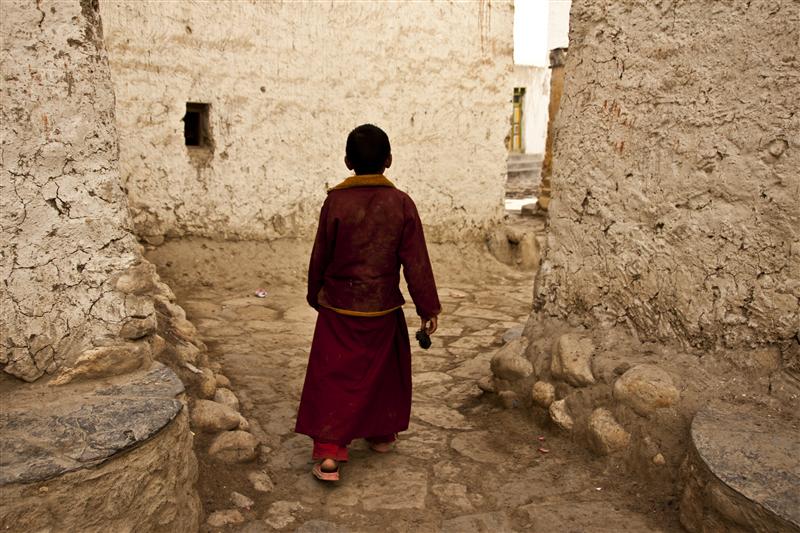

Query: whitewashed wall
[547,0,572,50]
[100,1,514,242]
[511,65,550,155]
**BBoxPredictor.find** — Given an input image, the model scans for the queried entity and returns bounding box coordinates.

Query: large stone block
[209,431,259,463]
[51,341,152,386]
[613,364,680,415]
[490,338,533,381]
[548,398,574,431]
[214,387,241,412]
[190,399,241,433]
[550,333,595,387]
[587,408,630,455]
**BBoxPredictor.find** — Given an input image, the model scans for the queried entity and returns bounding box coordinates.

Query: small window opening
[183,102,211,148]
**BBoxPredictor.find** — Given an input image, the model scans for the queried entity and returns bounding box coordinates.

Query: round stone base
[680,403,800,533]
[0,364,200,532]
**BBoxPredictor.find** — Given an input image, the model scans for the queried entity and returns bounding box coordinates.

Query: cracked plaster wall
[534,0,800,350]
[98,0,513,242]
[0,0,150,381]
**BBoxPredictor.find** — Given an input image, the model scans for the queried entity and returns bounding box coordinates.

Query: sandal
[312,461,340,482]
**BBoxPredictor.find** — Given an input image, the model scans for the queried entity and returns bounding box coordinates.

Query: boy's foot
[312,458,340,482]
[369,441,394,453]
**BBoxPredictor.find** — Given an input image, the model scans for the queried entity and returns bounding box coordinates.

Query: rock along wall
[98,0,513,242]
[0,0,158,381]
[534,0,800,350]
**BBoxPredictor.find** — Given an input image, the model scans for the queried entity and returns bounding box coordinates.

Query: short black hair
[346,124,391,174]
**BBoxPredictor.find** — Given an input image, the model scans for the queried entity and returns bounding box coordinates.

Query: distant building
[99,1,516,242]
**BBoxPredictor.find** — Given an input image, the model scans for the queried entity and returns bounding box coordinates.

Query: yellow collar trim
[329,174,395,191]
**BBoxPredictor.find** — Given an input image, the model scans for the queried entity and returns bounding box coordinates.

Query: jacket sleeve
[398,196,441,318]
[306,198,331,309]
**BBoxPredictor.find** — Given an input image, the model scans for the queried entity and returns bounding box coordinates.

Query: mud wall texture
[99,0,514,242]
[0,0,151,381]
[534,0,800,350]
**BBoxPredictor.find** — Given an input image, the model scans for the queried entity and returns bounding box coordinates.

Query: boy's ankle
[320,458,339,472]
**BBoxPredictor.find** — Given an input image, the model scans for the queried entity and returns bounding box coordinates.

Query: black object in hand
[416,330,432,350]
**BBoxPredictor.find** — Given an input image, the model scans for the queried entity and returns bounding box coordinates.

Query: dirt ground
[146,238,684,533]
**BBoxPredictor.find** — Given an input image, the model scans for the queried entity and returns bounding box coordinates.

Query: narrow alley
[147,239,682,532]
[4,1,798,531]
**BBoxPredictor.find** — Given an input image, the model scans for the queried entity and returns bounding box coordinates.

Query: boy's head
[345,124,392,175]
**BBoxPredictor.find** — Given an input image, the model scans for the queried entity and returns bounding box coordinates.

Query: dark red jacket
[306,174,441,319]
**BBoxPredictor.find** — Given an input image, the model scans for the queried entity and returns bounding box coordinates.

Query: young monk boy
[295,124,441,481]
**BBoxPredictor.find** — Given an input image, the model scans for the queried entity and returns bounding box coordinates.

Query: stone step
[507,152,543,162]
[507,154,543,173]
[505,172,540,199]
[507,163,541,173]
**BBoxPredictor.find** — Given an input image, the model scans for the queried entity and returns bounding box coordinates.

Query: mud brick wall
[98,1,514,242]
[1,0,150,381]
[534,0,800,350]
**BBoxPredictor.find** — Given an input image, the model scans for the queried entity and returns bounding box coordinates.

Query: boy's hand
[421,315,438,335]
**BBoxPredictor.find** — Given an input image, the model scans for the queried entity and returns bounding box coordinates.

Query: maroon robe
[295,174,440,445]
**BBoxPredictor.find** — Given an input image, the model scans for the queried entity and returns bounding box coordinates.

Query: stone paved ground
[148,239,682,532]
